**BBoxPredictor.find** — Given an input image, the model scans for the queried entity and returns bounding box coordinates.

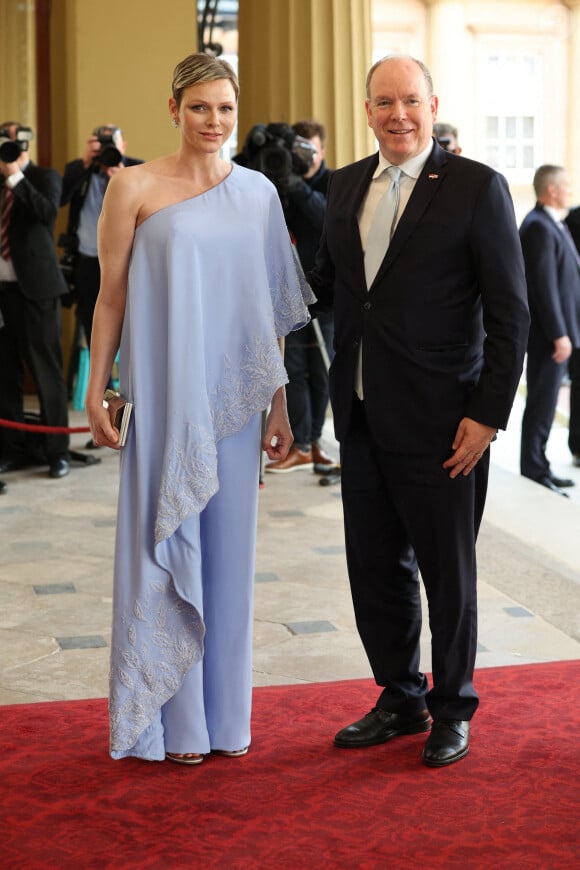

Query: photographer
[61,125,143,351]
[236,119,335,473]
[0,121,71,478]
[61,125,142,447]
[433,122,462,155]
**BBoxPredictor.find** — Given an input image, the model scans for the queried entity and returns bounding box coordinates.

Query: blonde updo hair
[171,52,239,107]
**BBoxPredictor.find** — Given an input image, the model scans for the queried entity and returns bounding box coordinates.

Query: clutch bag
[103,389,133,447]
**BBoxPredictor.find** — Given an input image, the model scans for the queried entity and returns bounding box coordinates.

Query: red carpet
[2,661,579,869]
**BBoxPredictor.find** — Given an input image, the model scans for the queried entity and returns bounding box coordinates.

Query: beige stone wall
[0,2,36,146]
[49,0,200,175]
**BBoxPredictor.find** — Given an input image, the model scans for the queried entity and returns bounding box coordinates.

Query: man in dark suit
[564,204,580,466]
[266,119,335,473]
[520,166,580,495]
[0,121,70,478]
[307,56,529,767]
[60,125,143,351]
[60,125,142,449]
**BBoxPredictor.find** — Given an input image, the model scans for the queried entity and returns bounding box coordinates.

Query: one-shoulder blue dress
[108,164,314,760]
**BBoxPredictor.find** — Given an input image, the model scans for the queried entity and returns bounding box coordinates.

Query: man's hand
[82,135,102,168]
[0,158,20,179]
[552,335,572,364]
[442,417,497,478]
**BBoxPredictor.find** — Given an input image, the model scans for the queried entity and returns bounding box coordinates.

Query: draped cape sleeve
[121,165,315,546]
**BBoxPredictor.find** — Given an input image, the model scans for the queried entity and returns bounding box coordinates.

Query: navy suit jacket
[308,140,530,454]
[1,162,68,301]
[520,204,580,352]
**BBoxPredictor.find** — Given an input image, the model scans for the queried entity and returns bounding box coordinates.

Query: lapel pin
[428,173,439,179]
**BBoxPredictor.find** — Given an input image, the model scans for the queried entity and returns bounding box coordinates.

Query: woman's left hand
[262,388,293,461]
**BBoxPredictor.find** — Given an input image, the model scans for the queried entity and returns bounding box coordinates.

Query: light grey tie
[364,165,402,287]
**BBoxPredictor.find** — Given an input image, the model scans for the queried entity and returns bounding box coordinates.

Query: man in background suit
[308,56,529,767]
[564,203,580,466]
[60,125,142,450]
[61,124,143,352]
[433,121,462,155]
[0,121,70,479]
[266,118,335,473]
[519,166,580,495]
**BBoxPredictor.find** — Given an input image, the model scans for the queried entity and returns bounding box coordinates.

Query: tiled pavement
[0,385,578,706]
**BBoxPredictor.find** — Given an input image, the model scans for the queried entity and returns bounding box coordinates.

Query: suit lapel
[370,145,448,288]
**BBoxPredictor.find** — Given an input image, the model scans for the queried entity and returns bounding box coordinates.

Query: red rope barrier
[0,418,90,434]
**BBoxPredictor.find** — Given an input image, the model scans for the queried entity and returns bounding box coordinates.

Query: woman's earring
[171,118,179,128]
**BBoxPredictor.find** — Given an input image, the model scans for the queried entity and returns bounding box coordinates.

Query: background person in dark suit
[61,125,143,449]
[61,125,143,352]
[520,166,580,495]
[266,119,335,473]
[307,56,529,767]
[433,121,462,155]
[0,121,70,479]
[564,203,580,466]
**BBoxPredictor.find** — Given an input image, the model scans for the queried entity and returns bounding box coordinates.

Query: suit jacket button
[352,340,359,348]
[363,301,372,310]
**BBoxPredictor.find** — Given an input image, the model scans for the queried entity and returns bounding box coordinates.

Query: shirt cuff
[6,171,24,188]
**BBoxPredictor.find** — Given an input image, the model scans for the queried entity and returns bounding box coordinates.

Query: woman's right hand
[86,398,120,450]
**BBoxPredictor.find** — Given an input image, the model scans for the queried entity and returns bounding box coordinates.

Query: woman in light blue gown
[85,53,314,764]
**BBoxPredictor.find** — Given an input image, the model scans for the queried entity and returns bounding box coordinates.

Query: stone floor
[0,385,578,706]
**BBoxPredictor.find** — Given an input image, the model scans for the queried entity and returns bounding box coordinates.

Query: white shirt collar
[372,139,435,180]
[544,204,565,224]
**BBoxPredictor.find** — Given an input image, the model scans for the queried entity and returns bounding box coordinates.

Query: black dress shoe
[422,720,470,767]
[0,480,6,495]
[49,458,70,479]
[334,708,431,748]
[0,458,27,474]
[539,477,569,497]
[549,474,575,488]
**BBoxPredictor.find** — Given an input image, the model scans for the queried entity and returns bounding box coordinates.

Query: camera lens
[0,140,22,162]
[97,145,123,167]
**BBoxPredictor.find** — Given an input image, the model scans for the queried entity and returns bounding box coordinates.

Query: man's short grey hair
[533,165,565,198]
[365,55,434,99]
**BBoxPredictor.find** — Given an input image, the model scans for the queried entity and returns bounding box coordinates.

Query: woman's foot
[165,752,204,765]
[213,747,249,758]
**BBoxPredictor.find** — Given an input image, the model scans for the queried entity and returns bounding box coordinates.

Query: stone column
[423,0,471,137]
[237,0,374,168]
[564,0,580,197]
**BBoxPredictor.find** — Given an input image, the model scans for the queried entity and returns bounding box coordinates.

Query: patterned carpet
[3,660,579,869]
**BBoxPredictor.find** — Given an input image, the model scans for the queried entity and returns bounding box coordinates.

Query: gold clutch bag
[103,389,133,447]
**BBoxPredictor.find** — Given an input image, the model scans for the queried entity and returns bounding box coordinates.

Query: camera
[234,123,316,192]
[0,125,33,163]
[437,136,452,152]
[92,126,122,168]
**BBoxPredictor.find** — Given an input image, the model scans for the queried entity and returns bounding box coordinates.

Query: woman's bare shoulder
[107,156,183,223]
[110,157,171,192]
